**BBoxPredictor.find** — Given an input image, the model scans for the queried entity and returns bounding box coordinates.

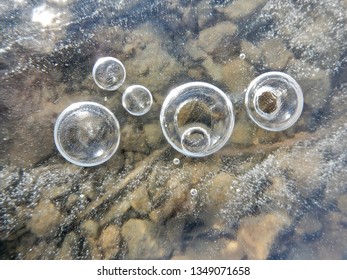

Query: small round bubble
[173,158,180,165]
[92,57,126,91]
[239,53,246,60]
[190,188,198,197]
[245,72,304,131]
[122,85,153,116]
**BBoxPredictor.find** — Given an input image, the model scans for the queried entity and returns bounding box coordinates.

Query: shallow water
[0,0,346,260]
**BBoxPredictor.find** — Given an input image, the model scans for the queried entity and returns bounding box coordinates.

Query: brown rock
[197,21,238,57]
[237,213,291,259]
[259,38,293,70]
[99,225,121,259]
[28,199,63,237]
[122,219,172,259]
[222,58,255,95]
[129,185,152,214]
[81,220,100,239]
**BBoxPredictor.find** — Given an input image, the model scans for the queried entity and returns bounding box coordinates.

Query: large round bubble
[160,82,235,157]
[54,102,120,167]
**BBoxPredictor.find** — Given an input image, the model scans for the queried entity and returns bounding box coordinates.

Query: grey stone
[337,194,347,215]
[287,59,331,110]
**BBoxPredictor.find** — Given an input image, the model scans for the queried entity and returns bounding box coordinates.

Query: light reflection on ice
[32,4,62,27]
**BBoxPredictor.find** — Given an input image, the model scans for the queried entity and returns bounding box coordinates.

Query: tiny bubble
[239,53,246,60]
[173,158,180,165]
[190,188,198,196]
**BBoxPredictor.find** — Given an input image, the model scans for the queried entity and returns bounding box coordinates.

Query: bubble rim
[54,101,120,167]
[92,57,126,91]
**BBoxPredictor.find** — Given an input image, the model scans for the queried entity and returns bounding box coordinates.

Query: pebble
[237,213,291,259]
[55,232,78,259]
[28,200,63,237]
[222,58,255,96]
[240,40,263,65]
[99,225,121,259]
[81,220,100,239]
[121,219,172,259]
[197,22,238,59]
[129,185,152,214]
[143,123,164,147]
[259,38,293,70]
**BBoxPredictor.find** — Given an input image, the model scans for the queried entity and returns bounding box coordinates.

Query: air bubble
[122,85,153,116]
[92,57,126,91]
[173,158,180,165]
[160,82,235,157]
[245,72,304,131]
[190,188,198,196]
[54,102,120,167]
[239,53,246,59]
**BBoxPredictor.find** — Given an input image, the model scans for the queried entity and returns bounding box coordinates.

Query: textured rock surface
[237,213,291,259]
[122,219,172,259]
[28,200,63,237]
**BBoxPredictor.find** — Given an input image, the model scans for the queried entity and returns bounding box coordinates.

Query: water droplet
[190,188,198,196]
[173,158,180,165]
[122,85,153,116]
[92,57,126,91]
[240,53,246,60]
